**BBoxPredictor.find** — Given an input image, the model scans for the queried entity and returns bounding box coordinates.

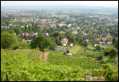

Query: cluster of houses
[95,35,112,46]
[94,37,112,48]
[4,13,75,30]
[20,31,73,48]
[2,10,114,49]
[20,32,38,42]
[20,32,50,43]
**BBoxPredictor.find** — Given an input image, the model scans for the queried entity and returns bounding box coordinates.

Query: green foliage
[19,40,30,49]
[81,40,88,47]
[1,45,118,81]
[13,27,22,35]
[102,64,118,81]
[1,31,19,49]
[48,37,57,50]
[104,46,117,57]
[66,32,76,43]
[92,68,104,76]
[95,45,101,51]
[30,34,56,51]
[1,49,86,81]
[113,38,118,49]
[1,7,118,81]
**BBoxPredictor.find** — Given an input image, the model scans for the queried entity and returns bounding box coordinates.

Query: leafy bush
[95,45,101,51]
[102,64,118,81]
[104,46,117,57]
[83,42,88,47]
[92,68,105,77]
[1,31,19,49]
[48,38,57,50]
[19,40,30,49]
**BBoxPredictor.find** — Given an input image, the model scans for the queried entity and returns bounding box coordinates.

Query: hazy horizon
[1,1,118,8]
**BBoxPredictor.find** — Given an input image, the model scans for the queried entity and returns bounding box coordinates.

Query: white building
[61,38,69,47]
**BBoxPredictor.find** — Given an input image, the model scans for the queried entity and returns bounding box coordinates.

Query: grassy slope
[48,45,102,69]
[1,45,118,81]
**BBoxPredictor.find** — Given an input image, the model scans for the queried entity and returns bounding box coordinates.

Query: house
[58,22,67,27]
[94,44,98,47]
[67,24,72,28]
[85,39,89,43]
[61,37,69,47]
[58,23,67,27]
[99,41,105,45]
[45,32,49,36]
[83,32,88,36]
[72,30,78,35]
[107,41,112,45]
[21,32,38,40]
[70,43,74,47]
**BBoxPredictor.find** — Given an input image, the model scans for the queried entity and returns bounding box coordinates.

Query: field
[1,45,118,81]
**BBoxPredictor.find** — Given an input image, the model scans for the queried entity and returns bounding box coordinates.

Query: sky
[1,1,118,8]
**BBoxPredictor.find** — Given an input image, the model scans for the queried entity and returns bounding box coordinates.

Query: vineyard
[1,45,118,81]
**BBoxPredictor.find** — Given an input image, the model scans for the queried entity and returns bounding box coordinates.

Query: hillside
[1,45,118,81]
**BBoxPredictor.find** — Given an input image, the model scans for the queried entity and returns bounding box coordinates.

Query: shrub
[1,31,19,49]
[95,45,101,51]
[92,68,105,77]
[104,46,117,57]
[19,40,30,49]
[96,56,103,61]
[102,64,118,81]
[82,41,88,47]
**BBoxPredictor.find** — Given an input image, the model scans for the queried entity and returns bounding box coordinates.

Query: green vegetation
[30,34,56,51]
[104,46,117,57]
[1,31,19,49]
[1,5,118,81]
[1,45,118,81]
